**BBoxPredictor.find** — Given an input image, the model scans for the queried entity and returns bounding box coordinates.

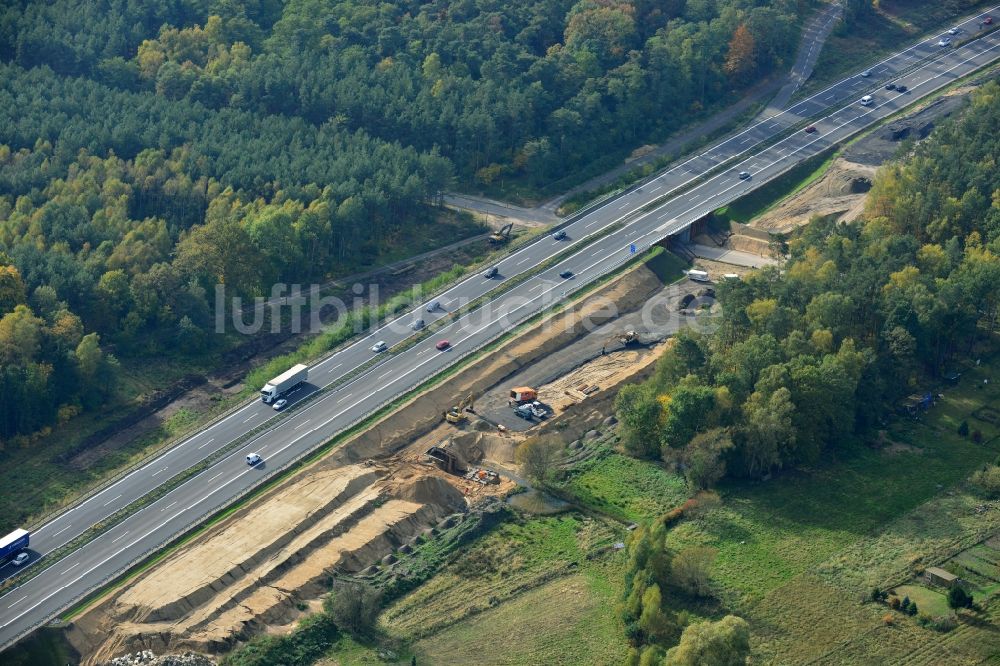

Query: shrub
[882,613,895,626]
[947,586,973,610]
[908,601,918,616]
[889,596,901,610]
[972,465,1000,497]
[324,580,383,637]
[958,420,969,436]
[930,615,958,632]
[972,430,983,443]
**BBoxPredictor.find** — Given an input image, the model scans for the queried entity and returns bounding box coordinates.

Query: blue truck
[0,529,29,565]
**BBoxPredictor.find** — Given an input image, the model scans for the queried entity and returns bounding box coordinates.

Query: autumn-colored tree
[724,24,757,79]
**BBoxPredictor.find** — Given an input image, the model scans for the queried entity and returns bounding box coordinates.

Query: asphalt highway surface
[2,5,999,650]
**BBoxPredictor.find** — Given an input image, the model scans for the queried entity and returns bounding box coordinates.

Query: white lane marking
[650,185,662,192]
[618,202,630,210]
[516,256,531,266]
[161,500,178,511]
[103,495,122,507]
[111,531,129,543]
[52,525,71,538]
[61,563,79,576]
[5,16,999,635]
[197,438,215,450]
[336,393,352,404]
[151,467,168,477]
[378,369,394,381]
[7,596,26,609]
[294,419,311,430]
[242,414,257,424]
[206,471,224,484]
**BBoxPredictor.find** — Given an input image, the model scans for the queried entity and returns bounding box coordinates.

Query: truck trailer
[260,364,309,404]
[0,529,29,564]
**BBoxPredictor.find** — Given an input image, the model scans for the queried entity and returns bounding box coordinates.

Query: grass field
[539,350,1000,664]
[373,513,628,664]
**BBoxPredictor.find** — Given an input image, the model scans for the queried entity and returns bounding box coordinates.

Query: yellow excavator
[489,222,514,244]
[445,394,476,424]
[601,330,638,355]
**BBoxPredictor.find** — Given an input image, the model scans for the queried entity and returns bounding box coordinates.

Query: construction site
[58,240,734,664]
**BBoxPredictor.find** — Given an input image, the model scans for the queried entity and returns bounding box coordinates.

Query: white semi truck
[260,364,308,404]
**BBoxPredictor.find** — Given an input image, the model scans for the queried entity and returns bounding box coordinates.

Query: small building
[925,566,958,588]
[900,393,933,417]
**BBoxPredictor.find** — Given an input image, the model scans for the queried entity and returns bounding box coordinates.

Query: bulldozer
[601,330,638,355]
[445,393,476,424]
[489,222,514,245]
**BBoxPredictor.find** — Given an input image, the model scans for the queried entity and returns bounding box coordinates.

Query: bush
[971,465,1000,497]
[889,596,901,610]
[947,586,973,610]
[972,430,983,444]
[882,613,895,626]
[324,580,383,637]
[930,615,958,632]
[958,420,969,436]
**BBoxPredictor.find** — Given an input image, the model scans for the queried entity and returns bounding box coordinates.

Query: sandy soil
[750,87,977,235]
[68,254,672,665]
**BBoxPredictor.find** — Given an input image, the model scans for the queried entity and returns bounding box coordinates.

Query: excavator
[445,393,476,424]
[601,330,638,355]
[489,222,514,245]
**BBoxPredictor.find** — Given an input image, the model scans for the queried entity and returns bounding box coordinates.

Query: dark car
[552,230,567,240]
[435,339,450,351]
[885,83,897,91]
[738,171,751,180]
[559,270,574,279]
[804,126,817,133]
[896,85,908,93]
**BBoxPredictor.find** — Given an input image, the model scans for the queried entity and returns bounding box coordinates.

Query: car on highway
[559,270,574,279]
[985,16,994,25]
[410,318,424,330]
[12,552,29,567]
[272,398,288,411]
[859,95,874,106]
[552,230,567,240]
[483,266,499,278]
[435,340,450,351]
[804,126,817,133]
[738,171,751,180]
[938,37,952,47]
[885,83,896,90]
[861,69,872,77]
[371,340,387,353]
[896,85,908,93]
[948,27,959,34]
[246,453,263,466]
[426,300,440,312]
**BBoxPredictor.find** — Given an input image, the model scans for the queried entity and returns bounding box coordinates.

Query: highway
[2,5,1000,651]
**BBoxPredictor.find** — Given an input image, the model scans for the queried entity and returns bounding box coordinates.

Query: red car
[804,126,817,133]
[435,340,451,351]
[984,16,993,25]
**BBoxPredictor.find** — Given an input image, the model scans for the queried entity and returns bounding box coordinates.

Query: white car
[859,95,873,106]
[272,398,288,411]
[938,37,952,46]
[948,27,959,35]
[12,552,29,567]
[861,69,872,77]
[246,453,263,466]
[371,340,387,352]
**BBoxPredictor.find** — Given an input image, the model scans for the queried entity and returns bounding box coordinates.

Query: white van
[687,269,710,283]
[859,95,873,106]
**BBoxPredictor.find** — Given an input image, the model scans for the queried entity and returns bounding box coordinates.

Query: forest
[0,0,811,188]
[0,0,823,443]
[616,81,1000,491]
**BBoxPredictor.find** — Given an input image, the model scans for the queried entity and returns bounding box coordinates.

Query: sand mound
[395,476,467,514]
